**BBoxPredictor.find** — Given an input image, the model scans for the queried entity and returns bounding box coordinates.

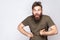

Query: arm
[40,25,58,36]
[17,23,33,37]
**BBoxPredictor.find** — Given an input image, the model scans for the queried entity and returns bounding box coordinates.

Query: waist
[30,35,47,40]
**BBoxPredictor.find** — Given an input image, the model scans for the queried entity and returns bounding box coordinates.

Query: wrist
[40,31,47,36]
[26,33,33,37]
[43,31,47,35]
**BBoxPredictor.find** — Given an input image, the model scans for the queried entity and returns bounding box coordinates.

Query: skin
[18,23,33,38]
[17,6,58,38]
[32,6,42,20]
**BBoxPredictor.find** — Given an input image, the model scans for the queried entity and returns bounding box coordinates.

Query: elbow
[17,23,24,33]
[54,30,58,35]
[17,24,21,31]
[17,26,20,31]
[17,25,21,31]
[17,25,23,32]
[17,23,24,31]
[55,30,58,35]
[17,26,22,32]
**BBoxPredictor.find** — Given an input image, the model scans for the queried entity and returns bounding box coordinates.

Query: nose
[35,10,38,13]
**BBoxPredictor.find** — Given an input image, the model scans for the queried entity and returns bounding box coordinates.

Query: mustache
[34,13,40,16]
[32,13,42,17]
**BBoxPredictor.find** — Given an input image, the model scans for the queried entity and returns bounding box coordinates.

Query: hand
[40,29,46,36]
[27,33,34,38]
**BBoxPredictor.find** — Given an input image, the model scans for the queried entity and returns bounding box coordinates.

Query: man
[18,1,58,40]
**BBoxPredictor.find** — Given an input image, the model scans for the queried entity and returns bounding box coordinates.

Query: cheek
[39,10,41,12]
[38,11,42,14]
[32,10,42,15]
[32,11,36,15]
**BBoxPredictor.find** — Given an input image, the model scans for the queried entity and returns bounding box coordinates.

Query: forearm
[18,23,33,37]
[43,30,58,36]
[18,27,29,36]
[40,25,58,36]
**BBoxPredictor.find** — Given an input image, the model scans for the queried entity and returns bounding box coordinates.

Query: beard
[32,13,42,21]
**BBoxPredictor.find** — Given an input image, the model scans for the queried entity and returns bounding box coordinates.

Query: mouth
[33,13,42,20]
[35,14,40,17]
[35,15,39,17]
[34,15,40,20]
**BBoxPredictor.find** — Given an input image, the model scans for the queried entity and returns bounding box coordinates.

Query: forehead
[33,6,42,10]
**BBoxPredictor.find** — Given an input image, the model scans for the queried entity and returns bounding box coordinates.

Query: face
[32,6,42,20]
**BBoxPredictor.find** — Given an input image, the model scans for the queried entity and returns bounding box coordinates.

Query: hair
[32,1,42,9]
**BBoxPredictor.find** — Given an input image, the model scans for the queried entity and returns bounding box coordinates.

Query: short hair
[32,1,42,9]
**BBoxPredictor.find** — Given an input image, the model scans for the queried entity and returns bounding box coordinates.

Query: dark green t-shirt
[22,15,55,40]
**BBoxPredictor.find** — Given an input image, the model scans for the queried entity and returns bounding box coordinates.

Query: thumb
[42,29,45,31]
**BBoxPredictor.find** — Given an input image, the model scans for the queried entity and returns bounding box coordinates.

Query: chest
[28,18,48,31]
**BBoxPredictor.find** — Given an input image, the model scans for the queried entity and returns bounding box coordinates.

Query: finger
[42,29,45,30]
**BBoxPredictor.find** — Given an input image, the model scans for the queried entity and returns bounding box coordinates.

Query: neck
[32,15,42,23]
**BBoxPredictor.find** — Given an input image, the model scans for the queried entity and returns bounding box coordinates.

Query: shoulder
[42,15,51,20]
[42,15,51,19]
[25,15,32,20]
[42,15,50,17]
[26,15,32,18]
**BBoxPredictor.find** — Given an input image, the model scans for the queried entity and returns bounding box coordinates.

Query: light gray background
[0,0,60,40]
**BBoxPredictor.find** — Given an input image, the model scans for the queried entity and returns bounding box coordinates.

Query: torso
[27,15,48,40]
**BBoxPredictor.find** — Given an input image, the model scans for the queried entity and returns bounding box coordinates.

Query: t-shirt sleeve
[22,17,29,26]
[46,16,55,27]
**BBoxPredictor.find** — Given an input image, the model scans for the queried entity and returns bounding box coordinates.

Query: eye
[38,9,41,11]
